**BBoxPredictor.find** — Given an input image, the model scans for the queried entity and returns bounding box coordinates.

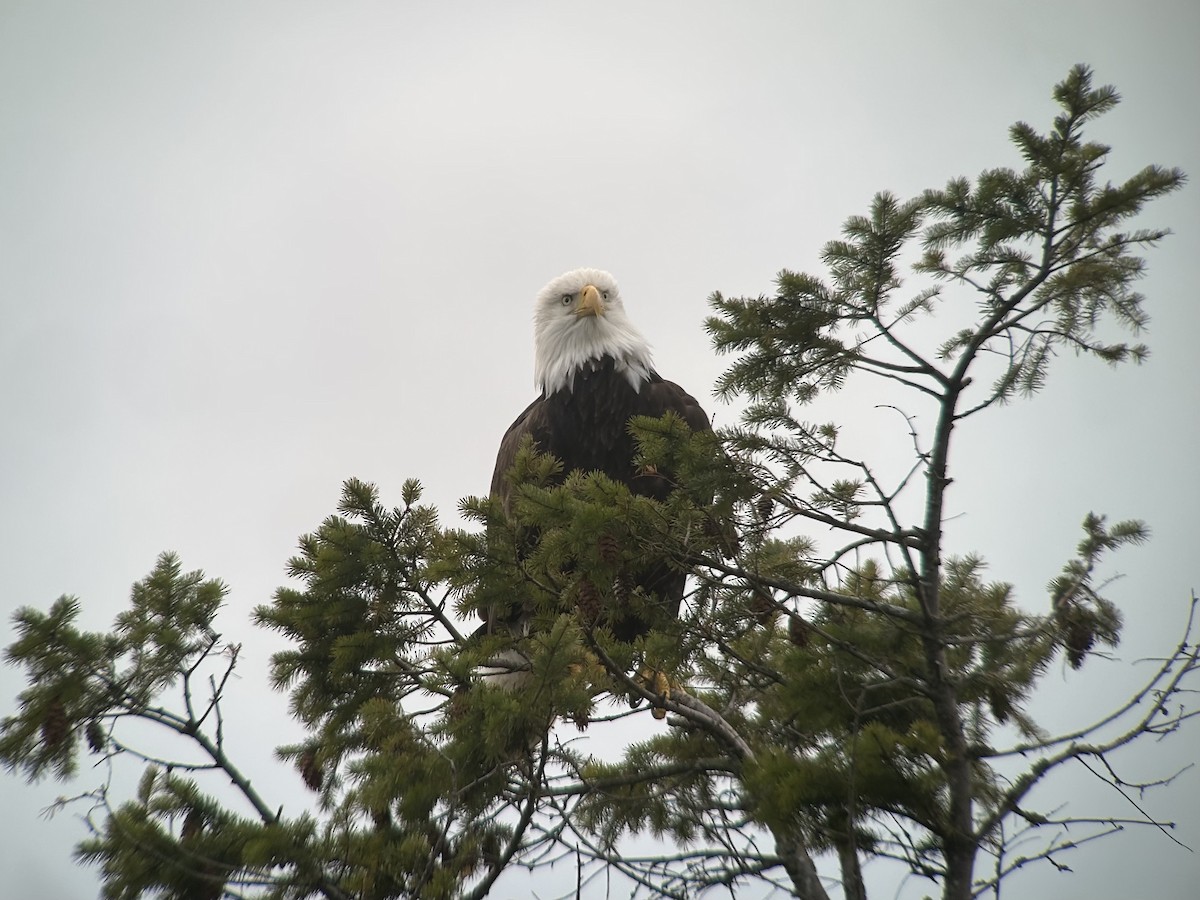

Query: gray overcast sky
[2,2,1198,897]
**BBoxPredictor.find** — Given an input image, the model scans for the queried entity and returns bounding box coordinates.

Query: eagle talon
[639,666,673,720]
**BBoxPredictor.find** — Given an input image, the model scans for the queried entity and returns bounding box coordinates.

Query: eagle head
[533,268,654,396]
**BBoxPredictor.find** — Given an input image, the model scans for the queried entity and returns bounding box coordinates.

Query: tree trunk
[775,829,831,900]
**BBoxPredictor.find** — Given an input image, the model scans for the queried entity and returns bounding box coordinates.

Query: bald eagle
[480,267,710,654]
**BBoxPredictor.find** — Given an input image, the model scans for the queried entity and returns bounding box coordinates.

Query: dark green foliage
[255,477,446,736]
[2,66,1194,900]
[0,556,330,900]
[2,554,224,782]
[75,768,286,900]
[917,68,1180,394]
[1048,513,1143,668]
[708,193,927,407]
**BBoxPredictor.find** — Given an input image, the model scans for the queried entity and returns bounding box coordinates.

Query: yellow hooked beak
[575,284,604,318]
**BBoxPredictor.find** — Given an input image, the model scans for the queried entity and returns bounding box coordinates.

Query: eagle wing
[618,376,711,638]
[639,375,711,434]
[475,397,551,637]
[490,396,552,516]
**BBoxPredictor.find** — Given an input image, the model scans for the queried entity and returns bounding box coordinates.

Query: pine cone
[613,572,631,605]
[576,579,601,625]
[571,710,590,732]
[703,516,742,555]
[40,698,69,749]
[987,686,1013,724]
[787,615,811,647]
[1064,619,1095,669]
[298,748,323,791]
[447,686,470,722]
[480,829,503,867]
[756,495,774,522]
[181,808,204,841]
[749,589,776,625]
[597,532,620,566]
[189,870,224,900]
[85,720,105,754]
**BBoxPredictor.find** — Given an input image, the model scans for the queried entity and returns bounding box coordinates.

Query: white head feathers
[532,268,655,395]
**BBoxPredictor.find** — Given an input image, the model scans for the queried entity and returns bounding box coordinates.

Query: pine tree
[2,65,1194,900]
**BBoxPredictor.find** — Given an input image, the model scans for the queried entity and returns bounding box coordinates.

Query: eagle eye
[601,290,609,300]
[561,293,573,306]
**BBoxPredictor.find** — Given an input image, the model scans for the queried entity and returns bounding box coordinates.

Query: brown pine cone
[181,808,204,841]
[749,589,776,625]
[613,572,631,604]
[298,748,324,791]
[756,495,774,522]
[85,720,105,754]
[787,614,811,647]
[598,532,620,566]
[987,686,1013,724]
[577,579,601,624]
[447,686,470,722]
[1064,619,1095,669]
[40,698,69,749]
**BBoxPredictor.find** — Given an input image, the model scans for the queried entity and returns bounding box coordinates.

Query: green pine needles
[3,65,1195,900]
